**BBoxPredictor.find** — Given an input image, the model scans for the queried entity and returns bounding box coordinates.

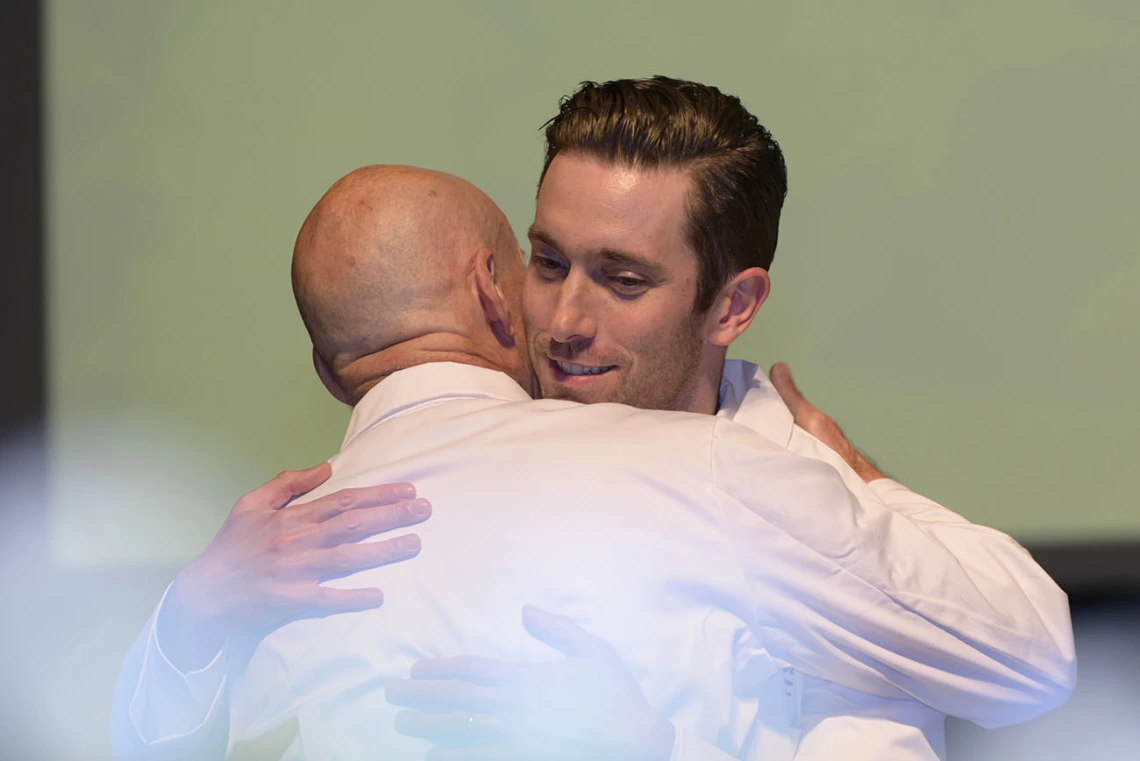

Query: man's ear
[473,247,516,348]
[313,347,353,406]
[703,267,770,348]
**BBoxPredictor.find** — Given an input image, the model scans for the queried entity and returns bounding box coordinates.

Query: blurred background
[2,1,1138,758]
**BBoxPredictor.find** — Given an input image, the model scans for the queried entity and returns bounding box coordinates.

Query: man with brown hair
[388,77,1074,761]
[524,76,785,414]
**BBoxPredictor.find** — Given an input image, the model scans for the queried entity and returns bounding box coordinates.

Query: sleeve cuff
[867,477,906,497]
[667,724,685,761]
[127,582,228,744]
[866,478,958,519]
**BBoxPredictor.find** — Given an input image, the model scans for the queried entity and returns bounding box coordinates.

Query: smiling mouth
[550,359,616,378]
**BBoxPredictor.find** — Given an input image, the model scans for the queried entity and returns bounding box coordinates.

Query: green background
[48,0,1140,566]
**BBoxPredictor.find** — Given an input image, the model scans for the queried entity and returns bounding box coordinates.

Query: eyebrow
[527,225,669,280]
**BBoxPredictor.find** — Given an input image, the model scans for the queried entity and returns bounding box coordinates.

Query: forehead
[533,154,696,264]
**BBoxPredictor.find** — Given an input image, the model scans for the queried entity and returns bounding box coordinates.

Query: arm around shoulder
[711,418,1075,727]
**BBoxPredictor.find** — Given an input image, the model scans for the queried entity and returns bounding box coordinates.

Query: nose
[548,275,597,348]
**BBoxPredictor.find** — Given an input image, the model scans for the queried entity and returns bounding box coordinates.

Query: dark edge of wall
[0,0,46,560]
[0,1,44,438]
[0,2,47,753]
[1026,541,1140,608]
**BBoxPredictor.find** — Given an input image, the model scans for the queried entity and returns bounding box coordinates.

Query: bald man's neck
[334,334,533,405]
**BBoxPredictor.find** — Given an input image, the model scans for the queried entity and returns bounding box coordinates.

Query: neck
[683,348,727,416]
[338,334,517,404]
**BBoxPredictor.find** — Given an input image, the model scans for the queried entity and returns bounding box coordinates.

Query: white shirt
[112,361,1075,761]
[717,360,1076,761]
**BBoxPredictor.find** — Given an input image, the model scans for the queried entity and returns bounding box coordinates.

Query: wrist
[853,460,886,483]
[158,565,230,672]
[842,445,885,483]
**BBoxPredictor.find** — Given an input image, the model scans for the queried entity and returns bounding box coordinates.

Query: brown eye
[533,255,566,276]
[610,275,648,294]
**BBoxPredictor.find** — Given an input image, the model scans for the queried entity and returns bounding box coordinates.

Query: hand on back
[387,605,675,761]
[160,462,431,670]
[769,362,886,483]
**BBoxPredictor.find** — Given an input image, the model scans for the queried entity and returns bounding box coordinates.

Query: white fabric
[716,360,1076,760]
[112,585,232,761]
[112,361,1075,761]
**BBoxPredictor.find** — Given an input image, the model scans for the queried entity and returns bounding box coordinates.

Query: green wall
[48,1,1140,565]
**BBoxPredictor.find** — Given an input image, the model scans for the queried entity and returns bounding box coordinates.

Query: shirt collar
[340,361,533,451]
[717,359,795,447]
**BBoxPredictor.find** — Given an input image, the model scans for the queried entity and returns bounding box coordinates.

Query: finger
[237,463,332,513]
[316,499,432,546]
[394,710,509,747]
[409,657,518,686]
[303,585,384,616]
[310,534,422,580]
[293,482,419,522]
[386,678,507,713]
[521,605,606,659]
[768,362,810,418]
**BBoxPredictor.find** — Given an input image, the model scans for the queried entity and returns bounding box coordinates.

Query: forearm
[742,524,1070,726]
[788,428,1075,717]
[717,432,1074,725]
[726,363,1074,723]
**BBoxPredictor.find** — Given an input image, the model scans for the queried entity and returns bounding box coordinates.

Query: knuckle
[329,546,354,571]
[268,528,311,555]
[367,542,393,564]
[305,585,333,607]
[336,489,357,509]
[339,511,363,534]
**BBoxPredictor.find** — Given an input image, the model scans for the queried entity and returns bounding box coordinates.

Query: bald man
[292,166,533,406]
[113,166,1072,761]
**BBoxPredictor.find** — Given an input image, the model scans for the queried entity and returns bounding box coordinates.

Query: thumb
[521,605,602,659]
[263,462,333,509]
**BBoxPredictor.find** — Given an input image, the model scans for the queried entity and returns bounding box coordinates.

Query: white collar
[717,359,795,447]
[340,362,532,451]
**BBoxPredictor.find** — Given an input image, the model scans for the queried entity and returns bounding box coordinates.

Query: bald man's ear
[704,267,770,348]
[473,248,516,348]
[313,347,353,406]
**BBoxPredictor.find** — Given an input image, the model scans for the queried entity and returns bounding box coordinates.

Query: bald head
[292,165,528,401]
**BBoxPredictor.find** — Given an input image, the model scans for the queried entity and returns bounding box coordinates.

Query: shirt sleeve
[711,418,1075,728]
[110,583,230,761]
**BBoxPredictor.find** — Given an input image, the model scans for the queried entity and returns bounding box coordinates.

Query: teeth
[557,361,610,376]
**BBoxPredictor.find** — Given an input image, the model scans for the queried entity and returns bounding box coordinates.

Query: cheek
[612,312,672,366]
[627,311,702,373]
[623,301,694,347]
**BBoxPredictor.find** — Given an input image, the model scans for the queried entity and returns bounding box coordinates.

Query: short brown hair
[541,76,787,313]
